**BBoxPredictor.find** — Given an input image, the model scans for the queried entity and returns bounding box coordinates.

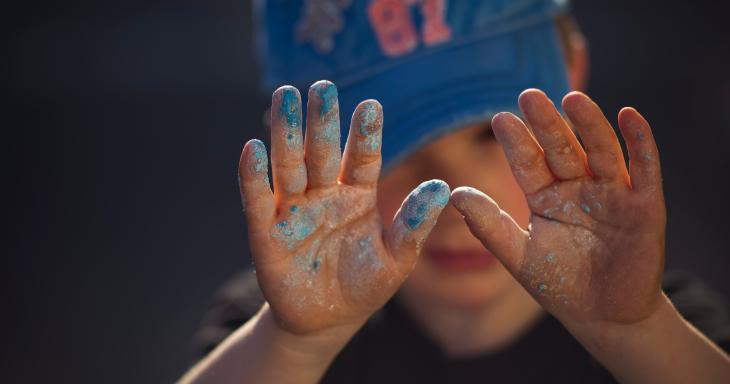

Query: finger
[305,80,341,189]
[518,89,588,180]
[384,180,450,273]
[271,86,307,200]
[339,100,383,187]
[238,139,275,235]
[562,91,630,183]
[450,187,528,273]
[617,107,662,194]
[492,112,555,194]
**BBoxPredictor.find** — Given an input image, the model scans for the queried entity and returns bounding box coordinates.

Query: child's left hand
[451,89,666,326]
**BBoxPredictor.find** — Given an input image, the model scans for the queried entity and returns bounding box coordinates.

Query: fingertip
[450,185,487,203]
[519,88,547,100]
[309,80,338,116]
[491,112,520,133]
[401,179,450,230]
[273,84,300,97]
[518,88,550,110]
[618,106,646,127]
[561,91,598,124]
[450,186,500,214]
[241,139,269,175]
[310,79,336,91]
[561,90,588,111]
[354,99,383,133]
[272,85,302,128]
[351,99,384,152]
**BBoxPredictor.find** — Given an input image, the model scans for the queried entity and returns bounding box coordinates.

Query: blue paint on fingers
[402,180,450,230]
[314,81,338,117]
[250,140,268,173]
[278,86,302,129]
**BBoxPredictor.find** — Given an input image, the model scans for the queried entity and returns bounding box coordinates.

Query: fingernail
[402,180,450,230]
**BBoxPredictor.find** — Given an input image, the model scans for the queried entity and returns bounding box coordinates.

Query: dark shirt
[193,270,730,383]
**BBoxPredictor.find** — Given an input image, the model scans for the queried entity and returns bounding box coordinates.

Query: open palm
[452,90,665,325]
[239,82,448,334]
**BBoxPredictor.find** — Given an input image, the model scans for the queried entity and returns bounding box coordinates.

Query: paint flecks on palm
[356,235,383,270]
[283,238,326,309]
[340,233,388,304]
[580,203,591,214]
[272,205,320,251]
[402,180,450,230]
[546,252,556,263]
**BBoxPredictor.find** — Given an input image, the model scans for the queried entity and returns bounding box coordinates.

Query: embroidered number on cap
[368,0,452,57]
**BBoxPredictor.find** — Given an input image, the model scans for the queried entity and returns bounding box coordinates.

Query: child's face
[378,122,530,309]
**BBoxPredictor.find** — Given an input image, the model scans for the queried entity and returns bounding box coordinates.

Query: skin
[240,82,450,335]
[180,32,730,384]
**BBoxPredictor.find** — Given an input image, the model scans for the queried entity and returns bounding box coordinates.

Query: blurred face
[378,122,531,310]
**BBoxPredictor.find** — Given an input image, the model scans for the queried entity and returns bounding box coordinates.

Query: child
[181,0,730,382]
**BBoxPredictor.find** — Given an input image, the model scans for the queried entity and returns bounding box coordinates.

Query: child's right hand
[238,81,449,335]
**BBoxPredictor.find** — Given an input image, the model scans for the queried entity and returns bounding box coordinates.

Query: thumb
[450,187,527,273]
[384,179,450,274]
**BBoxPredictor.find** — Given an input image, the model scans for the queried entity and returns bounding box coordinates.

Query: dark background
[6,0,730,382]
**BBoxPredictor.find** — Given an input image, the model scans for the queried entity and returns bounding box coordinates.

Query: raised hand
[451,89,666,325]
[239,81,449,334]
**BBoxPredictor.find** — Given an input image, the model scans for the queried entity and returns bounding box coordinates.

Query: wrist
[180,303,364,384]
[562,294,730,384]
[562,293,673,357]
[261,303,364,366]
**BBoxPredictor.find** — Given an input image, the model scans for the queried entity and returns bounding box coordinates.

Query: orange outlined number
[368,0,419,57]
[420,0,451,45]
[368,0,452,57]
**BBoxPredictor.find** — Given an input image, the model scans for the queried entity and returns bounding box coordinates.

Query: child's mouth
[423,248,498,272]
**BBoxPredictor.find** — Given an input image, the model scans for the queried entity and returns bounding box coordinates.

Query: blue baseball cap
[256,0,571,171]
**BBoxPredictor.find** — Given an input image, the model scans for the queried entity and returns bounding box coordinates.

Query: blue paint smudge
[315,81,338,117]
[273,208,316,250]
[279,87,301,129]
[580,203,591,214]
[290,205,298,213]
[402,180,449,230]
[538,283,548,292]
[546,252,556,263]
[637,131,645,141]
